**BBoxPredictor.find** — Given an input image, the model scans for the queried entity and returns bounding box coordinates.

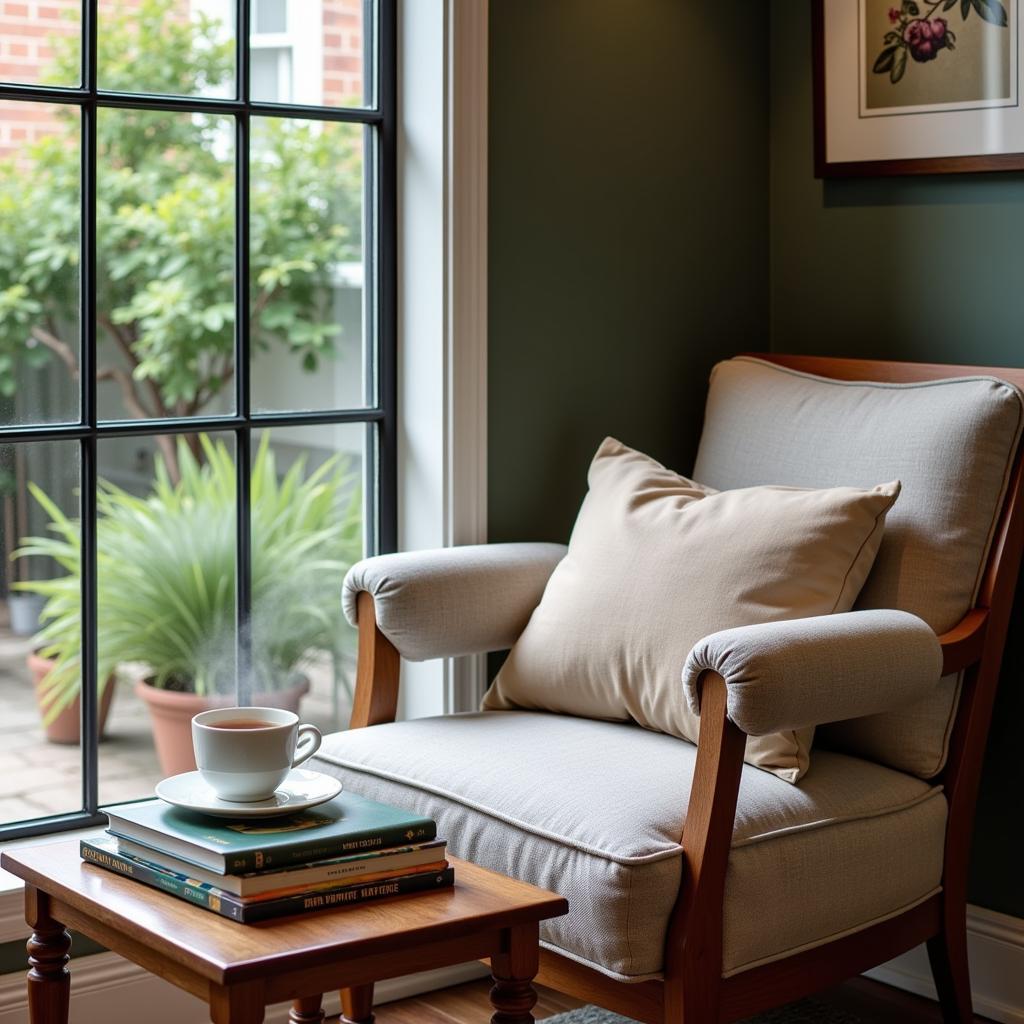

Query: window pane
[253,0,286,35]
[0,440,81,826]
[251,425,364,735]
[251,118,368,412]
[250,0,370,107]
[250,46,290,103]
[98,0,235,99]
[97,431,237,806]
[0,101,80,427]
[0,0,81,88]
[97,108,236,423]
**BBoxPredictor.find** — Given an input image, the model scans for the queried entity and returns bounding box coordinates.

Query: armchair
[310,354,1024,1024]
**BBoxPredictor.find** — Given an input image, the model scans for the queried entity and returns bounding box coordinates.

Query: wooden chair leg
[288,995,325,1023]
[927,918,974,1024]
[340,983,375,1024]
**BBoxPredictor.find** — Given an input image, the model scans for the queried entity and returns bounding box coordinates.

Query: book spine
[82,841,455,923]
[80,841,245,922]
[225,824,438,874]
[239,867,455,922]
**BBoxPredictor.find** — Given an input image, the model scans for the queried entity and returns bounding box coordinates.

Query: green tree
[0,0,361,478]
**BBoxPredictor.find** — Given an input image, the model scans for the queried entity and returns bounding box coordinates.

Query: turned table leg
[340,983,375,1024]
[490,922,539,1024]
[24,886,71,1024]
[289,995,325,1023]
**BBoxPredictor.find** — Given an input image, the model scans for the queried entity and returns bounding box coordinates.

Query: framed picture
[813,0,1024,175]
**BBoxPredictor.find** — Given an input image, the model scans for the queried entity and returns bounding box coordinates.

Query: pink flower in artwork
[888,7,901,23]
[904,18,950,62]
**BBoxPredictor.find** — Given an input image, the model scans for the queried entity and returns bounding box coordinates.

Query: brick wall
[322,0,363,106]
[0,0,78,156]
[0,0,78,87]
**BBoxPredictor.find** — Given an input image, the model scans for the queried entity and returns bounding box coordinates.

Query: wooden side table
[1,840,568,1024]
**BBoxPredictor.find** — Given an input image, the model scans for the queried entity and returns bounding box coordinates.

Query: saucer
[155,768,343,819]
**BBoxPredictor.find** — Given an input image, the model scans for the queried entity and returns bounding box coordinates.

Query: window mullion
[235,0,253,706]
[377,0,397,555]
[80,0,99,816]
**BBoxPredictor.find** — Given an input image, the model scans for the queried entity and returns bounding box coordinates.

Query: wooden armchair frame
[341,355,1024,1024]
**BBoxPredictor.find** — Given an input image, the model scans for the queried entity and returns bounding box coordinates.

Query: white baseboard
[0,952,489,1024]
[865,904,1024,1024]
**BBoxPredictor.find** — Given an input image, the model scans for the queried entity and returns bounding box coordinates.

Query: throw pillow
[481,437,900,781]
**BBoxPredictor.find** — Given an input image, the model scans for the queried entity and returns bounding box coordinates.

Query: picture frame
[813,0,1024,176]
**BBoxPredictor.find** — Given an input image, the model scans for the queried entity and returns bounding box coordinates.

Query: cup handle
[292,724,322,768]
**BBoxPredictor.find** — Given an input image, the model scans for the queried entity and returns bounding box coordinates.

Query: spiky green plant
[15,434,361,724]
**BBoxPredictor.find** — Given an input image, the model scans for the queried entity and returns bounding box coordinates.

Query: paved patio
[0,628,354,826]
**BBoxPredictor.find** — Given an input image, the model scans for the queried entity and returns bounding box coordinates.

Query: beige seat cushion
[311,712,946,981]
[482,437,899,782]
[694,357,1024,777]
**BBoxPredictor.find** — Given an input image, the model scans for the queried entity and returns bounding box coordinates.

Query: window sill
[0,826,106,942]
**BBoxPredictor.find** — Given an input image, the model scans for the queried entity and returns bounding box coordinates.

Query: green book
[104,792,437,875]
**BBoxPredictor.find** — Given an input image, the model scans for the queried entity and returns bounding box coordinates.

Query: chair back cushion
[483,437,899,782]
[693,357,1024,776]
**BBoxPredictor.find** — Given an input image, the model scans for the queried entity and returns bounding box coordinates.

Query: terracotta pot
[134,677,311,777]
[28,652,117,745]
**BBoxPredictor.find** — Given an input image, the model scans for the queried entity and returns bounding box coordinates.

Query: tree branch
[30,327,79,379]
[190,359,235,415]
[250,285,277,322]
[97,316,170,418]
[97,314,138,366]
[96,365,152,420]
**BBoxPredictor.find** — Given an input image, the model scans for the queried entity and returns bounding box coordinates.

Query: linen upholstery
[694,356,1024,777]
[310,712,946,981]
[483,437,900,782]
[684,610,942,736]
[342,542,567,662]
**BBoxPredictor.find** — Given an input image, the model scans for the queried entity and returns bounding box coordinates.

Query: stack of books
[82,792,453,922]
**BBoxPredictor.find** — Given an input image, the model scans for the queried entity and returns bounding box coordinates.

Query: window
[0,0,395,840]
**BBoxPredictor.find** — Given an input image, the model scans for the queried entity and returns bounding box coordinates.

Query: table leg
[24,886,71,1024]
[490,922,539,1024]
[288,995,325,1023]
[210,981,266,1024]
[340,983,375,1023]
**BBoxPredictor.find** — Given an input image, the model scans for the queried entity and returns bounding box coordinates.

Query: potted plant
[16,433,361,770]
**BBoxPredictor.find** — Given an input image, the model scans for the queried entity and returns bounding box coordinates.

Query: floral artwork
[873,0,1008,85]
[816,0,1024,175]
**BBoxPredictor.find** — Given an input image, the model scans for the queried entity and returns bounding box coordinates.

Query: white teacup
[191,706,322,802]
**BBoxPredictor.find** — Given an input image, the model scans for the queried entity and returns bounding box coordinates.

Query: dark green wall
[770,4,1024,363]
[488,0,770,544]
[770,2,1024,918]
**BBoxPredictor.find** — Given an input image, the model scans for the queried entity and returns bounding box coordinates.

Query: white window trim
[397,0,489,720]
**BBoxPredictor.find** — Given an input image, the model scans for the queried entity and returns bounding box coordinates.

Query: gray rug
[541,999,861,1023]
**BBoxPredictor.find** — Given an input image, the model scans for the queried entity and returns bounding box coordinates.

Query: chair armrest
[342,542,567,661]
[682,610,943,736]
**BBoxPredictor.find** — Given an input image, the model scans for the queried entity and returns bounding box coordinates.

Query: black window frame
[0,0,397,842]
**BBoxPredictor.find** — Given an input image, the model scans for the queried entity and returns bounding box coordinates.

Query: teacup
[191,706,322,802]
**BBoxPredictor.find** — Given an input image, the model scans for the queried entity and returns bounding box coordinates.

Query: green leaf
[944,0,958,8]
[903,0,920,13]
[891,47,908,83]
[962,0,972,17]
[874,45,899,74]
[971,0,1008,25]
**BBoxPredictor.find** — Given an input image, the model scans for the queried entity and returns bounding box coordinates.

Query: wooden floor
[372,975,990,1022]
